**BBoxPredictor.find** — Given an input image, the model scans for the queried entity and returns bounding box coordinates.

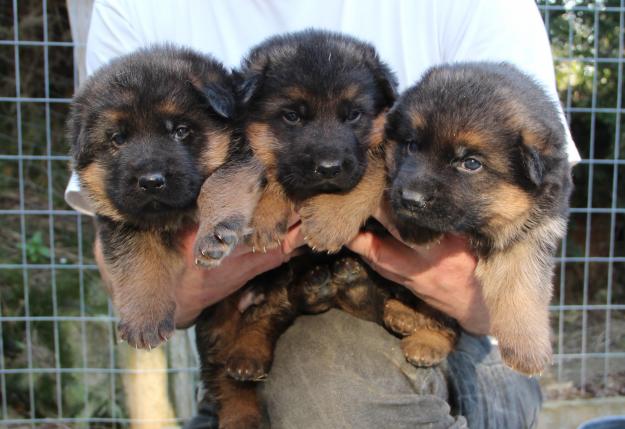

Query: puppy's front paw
[498,338,552,376]
[246,218,287,252]
[299,265,336,312]
[225,354,271,382]
[117,302,175,349]
[300,206,354,253]
[225,341,273,382]
[383,299,418,336]
[330,257,368,284]
[194,219,242,269]
[401,330,453,367]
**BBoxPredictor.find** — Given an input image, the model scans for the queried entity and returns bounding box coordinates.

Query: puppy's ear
[518,133,545,187]
[363,46,398,109]
[238,73,262,106]
[200,81,236,120]
[373,62,399,108]
[233,65,265,107]
[67,104,92,169]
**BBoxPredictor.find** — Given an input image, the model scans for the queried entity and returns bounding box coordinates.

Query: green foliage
[20,231,50,264]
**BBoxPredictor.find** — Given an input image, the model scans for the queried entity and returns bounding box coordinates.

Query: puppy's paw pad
[401,332,453,367]
[404,347,447,367]
[246,221,287,252]
[225,355,270,382]
[117,312,175,349]
[299,265,337,311]
[194,222,240,268]
[301,220,346,253]
[383,300,417,336]
[331,257,367,283]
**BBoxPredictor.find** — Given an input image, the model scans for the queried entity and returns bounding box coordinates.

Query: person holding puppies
[66,0,580,427]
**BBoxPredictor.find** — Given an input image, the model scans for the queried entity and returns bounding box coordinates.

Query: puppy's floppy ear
[518,133,545,187]
[362,46,399,109]
[373,62,399,108]
[199,81,236,120]
[67,103,92,169]
[238,73,262,106]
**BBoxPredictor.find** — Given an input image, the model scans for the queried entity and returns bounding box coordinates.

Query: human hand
[347,205,490,335]
[174,223,304,328]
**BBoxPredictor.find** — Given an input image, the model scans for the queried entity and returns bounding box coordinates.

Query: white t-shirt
[65,0,580,215]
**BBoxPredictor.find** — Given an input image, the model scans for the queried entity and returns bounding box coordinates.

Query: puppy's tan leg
[103,228,182,349]
[194,296,262,429]
[225,285,296,382]
[246,180,293,251]
[195,159,264,268]
[299,152,386,252]
[384,298,458,367]
[217,377,262,429]
[477,219,564,375]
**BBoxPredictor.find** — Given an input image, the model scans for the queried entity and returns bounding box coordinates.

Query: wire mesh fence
[0,0,623,427]
[538,0,625,399]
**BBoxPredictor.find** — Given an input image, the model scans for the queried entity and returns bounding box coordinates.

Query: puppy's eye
[345,109,362,123]
[282,111,301,124]
[406,140,418,154]
[174,125,190,141]
[111,132,126,147]
[460,157,482,172]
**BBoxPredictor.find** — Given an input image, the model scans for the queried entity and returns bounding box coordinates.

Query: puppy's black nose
[401,188,430,210]
[138,173,166,191]
[315,159,342,179]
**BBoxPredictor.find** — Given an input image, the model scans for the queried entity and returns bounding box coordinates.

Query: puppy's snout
[138,173,166,192]
[314,159,343,179]
[401,188,431,210]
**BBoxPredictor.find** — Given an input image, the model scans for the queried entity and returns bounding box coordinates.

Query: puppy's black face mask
[239,31,397,200]
[104,116,204,218]
[387,122,490,235]
[69,47,235,225]
[260,81,378,200]
[385,65,555,242]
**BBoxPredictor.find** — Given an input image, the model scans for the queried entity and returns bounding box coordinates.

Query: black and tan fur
[190,249,458,429]
[68,46,236,348]
[193,29,396,266]
[385,62,572,375]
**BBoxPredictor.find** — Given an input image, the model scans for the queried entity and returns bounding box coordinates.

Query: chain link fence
[0,0,623,427]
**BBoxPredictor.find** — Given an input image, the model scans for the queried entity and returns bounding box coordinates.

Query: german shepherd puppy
[193,29,396,266]
[385,62,572,375]
[68,46,236,348]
